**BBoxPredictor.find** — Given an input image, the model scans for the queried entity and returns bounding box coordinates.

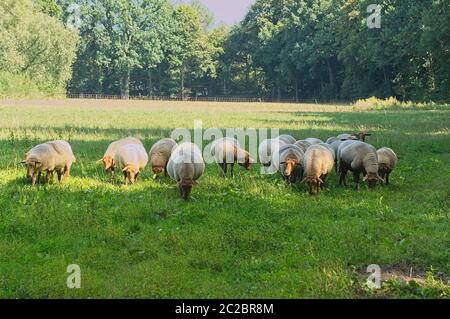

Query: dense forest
[1,0,449,102]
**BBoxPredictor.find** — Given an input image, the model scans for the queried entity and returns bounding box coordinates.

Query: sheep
[211,137,254,177]
[294,140,312,153]
[317,142,336,161]
[303,138,323,145]
[337,131,371,142]
[278,134,296,144]
[338,141,383,189]
[98,137,143,176]
[377,147,398,185]
[167,142,205,200]
[303,144,334,195]
[258,138,286,169]
[326,137,340,144]
[149,138,177,177]
[21,140,76,185]
[273,144,305,183]
[114,143,148,185]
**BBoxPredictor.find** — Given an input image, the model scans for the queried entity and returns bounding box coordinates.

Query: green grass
[0,99,449,298]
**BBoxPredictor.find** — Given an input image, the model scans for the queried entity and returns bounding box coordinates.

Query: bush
[0,72,62,98]
[354,97,450,111]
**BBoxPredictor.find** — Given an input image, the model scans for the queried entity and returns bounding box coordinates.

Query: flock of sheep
[20,131,398,199]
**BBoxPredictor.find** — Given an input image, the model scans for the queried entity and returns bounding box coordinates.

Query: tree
[0,0,78,93]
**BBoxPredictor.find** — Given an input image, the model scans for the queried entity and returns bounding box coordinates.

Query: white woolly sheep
[167,142,205,200]
[273,144,305,183]
[303,138,324,145]
[98,137,143,176]
[303,144,334,195]
[114,143,148,185]
[22,140,76,185]
[338,141,382,189]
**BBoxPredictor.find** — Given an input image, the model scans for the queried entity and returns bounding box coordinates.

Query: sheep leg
[64,164,71,177]
[230,163,234,177]
[37,172,42,184]
[320,174,328,188]
[386,173,390,185]
[353,172,360,190]
[218,163,226,177]
[123,171,128,185]
[57,170,63,183]
[31,173,38,186]
[45,170,53,184]
[339,169,348,187]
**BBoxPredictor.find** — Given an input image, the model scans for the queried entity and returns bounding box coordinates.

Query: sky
[175,0,256,26]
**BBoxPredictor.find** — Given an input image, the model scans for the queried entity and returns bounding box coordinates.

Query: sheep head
[178,179,197,200]
[352,131,371,142]
[122,165,139,184]
[363,172,383,188]
[21,159,42,184]
[98,156,115,173]
[238,152,254,171]
[152,165,164,175]
[282,158,298,177]
[303,176,323,195]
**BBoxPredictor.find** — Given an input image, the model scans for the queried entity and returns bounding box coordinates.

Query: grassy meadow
[0,99,449,298]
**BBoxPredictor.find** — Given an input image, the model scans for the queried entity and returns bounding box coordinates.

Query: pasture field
[0,99,449,298]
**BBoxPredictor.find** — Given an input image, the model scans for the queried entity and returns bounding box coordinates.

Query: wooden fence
[63,93,339,104]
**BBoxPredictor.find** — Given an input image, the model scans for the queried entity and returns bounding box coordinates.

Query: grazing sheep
[303,144,334,195]
[317,142,336,161]
[377,147,398,185]
[211,137,254,177]
[326,137,340,144]
[273,144,305,183]
[278,134,296,144]
[353,131,372,142]
[149,138,177,177]
[258,138,286,168]
[294,140,312,153]
[338,141,382,189]
[98,137,143,175]
[22,140,76,185]
[303,138,323,145]
[114,143,148,185]
[167,142,205,200]
[336,133,354,140]
[337,132,371,142]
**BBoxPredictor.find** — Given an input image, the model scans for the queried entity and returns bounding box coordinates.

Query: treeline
[1,0,448,102]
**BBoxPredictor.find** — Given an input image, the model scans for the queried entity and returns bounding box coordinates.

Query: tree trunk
[295,79,299,102]
[148,69,153,97]
[120,69,130,100]
[180,64,185,100]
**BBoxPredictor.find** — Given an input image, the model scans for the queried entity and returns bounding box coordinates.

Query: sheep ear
[122,166,129,172]
[318,178,324,184]
[363,175,368,181]
[377,175,385,183]
[20,160,27,164]
[96,158,104,164]
[301,178,306,183]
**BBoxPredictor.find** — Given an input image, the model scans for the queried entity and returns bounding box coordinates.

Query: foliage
[0,0,78,95]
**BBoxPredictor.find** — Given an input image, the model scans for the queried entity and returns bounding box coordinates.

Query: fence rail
[62,93,343,105]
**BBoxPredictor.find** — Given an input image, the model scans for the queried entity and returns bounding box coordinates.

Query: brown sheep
[377,147,398,185]
[149,138,178,177]
[211,137,254,177]
[303,144,334,195]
